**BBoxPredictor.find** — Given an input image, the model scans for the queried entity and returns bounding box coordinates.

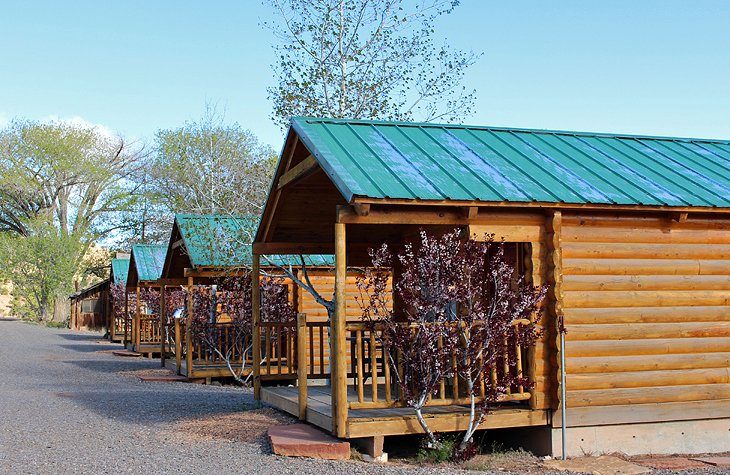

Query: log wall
[470,213,554,411]
[293,270,390,371]
[560,213,730,416]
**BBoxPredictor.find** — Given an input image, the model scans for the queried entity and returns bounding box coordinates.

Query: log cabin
[108,257,130,342]
[126,244,167,356]
[160,213,335,382]
[253,117,730,458]
[69,279,110,332]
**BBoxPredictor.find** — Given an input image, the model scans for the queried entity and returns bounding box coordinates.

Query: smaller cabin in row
[161,213,335,381]
[69,279,110,332]
[126,244,167,355]
[109,257,130,342]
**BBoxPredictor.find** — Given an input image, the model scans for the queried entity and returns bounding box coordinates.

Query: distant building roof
[176,214,333,268]
[129,244,167,283]
[290,117,730,208]
[110,258,130,285]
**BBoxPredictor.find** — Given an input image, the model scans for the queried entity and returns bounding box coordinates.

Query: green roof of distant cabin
[176,214,333,268]
[110,258,129,285]
[130,244,167,282]
[290,117,730,208]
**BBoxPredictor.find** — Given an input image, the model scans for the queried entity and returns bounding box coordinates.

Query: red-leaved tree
[110,282,135,336]
[188,274,295,384]
[358,229,546,454]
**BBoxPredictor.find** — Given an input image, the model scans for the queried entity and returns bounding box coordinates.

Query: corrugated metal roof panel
[291,117,730,208]
[110,258,129,285]
[131,244,167,282]
[176,214,333,268]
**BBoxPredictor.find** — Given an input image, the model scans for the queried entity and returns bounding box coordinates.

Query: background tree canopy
[137,107,278,244]
[266,0,479,128]
[0,120,146,320]
[0,0,474,323]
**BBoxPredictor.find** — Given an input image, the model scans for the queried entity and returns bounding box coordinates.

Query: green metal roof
[110,258,129,285]
[290,117,730,208]
[176,214,333,268]
[130,244,167,282]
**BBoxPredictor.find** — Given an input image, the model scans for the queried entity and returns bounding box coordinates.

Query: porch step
[112,350,142,357]
[689,457,730,467]
[138,374,189,383]
[268,424,350,460]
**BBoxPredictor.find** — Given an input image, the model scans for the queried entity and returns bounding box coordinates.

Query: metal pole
[560,330,567,460]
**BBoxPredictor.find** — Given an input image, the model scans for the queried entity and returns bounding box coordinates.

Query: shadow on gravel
[58,333,105,342]
[60,343,118,353]
[64,358,159,374]
[56,382,252,425]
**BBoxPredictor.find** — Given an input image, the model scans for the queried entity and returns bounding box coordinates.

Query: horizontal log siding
[295,270,391,371]
[470,214,553,410]
[561,213,730,411]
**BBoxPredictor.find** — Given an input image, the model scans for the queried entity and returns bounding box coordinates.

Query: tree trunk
[53,297,69,323]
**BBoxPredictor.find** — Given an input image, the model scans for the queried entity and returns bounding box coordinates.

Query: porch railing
[139,314,161,345]
[177,321,251,366]
[259,320,298,379]
[343,320,532,410]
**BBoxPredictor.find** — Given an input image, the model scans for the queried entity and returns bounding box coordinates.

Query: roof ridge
[291,117,730,144]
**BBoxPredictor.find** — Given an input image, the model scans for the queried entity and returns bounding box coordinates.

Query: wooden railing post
[123,290,129,347]
[186,277,194,378]
[332,222,348,437]
[297,312,308,420]
[175,316,182,375]
[160,285,166,367]
[135,286,141,351]
[252,253,262,399]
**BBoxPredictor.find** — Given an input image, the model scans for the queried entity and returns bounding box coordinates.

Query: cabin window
[82,298,102,313]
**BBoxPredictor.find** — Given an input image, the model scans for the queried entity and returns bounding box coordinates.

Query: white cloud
[0,112,8,129]
[40,114,116,139]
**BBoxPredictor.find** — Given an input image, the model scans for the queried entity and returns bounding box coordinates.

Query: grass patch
[461,445,542,472]
[242,400,263,411]
[45,321,68,328]
[416,435,458,464]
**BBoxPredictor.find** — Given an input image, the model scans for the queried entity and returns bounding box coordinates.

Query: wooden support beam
[277,154,318,189]
[252,254,262,400]
[337,205,467,225]
[252,242,335,255]
[332,222,348,437]
[673,211,689,223]
[463,206,478,219]
[354,203,370,216]
[171,238,185,249]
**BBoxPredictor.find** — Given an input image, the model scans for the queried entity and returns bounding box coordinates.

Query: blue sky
[1,0,729,149]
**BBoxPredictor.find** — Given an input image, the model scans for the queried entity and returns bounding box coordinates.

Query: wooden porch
[262,385,548,438]
[252,312,547,441]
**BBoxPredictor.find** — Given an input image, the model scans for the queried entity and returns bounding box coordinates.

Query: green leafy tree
[0,119,146,321]
[265,0,479,127]
[143,107,278,242]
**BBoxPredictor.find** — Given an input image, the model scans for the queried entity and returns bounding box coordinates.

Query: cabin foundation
[550,418,730,457]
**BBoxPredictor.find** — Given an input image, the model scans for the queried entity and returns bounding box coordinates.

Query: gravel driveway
[0,320,473,474]
[1,320,726,475]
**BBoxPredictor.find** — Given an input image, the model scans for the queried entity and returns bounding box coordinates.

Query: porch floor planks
[260,385,548,438]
